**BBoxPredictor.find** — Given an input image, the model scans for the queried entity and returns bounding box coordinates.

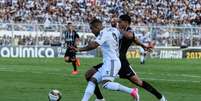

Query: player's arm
[123,31,151,51]
[70,31,106,52]
[69,41,99,52]
[78,41,99,52]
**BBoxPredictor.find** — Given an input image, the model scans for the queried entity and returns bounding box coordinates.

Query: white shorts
[93,59,121,82]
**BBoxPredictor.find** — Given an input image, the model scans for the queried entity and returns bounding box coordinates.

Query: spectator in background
[0,0,201,47]
[0,0,200,26]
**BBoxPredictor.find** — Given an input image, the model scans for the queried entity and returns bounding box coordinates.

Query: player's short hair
[119,14,131,24]
[90,19,102,27]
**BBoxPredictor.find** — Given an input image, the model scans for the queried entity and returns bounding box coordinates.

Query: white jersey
[95,27,120,62]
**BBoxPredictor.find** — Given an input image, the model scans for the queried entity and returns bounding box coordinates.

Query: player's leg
[70,55,78,74]
[100,60,139,101]
[128,74,166,100]
[101,80,139,101]
[71,50,78,70]
[64,48,72,62]
[64,49,78,74]
[64,55,71,63]
[75,57,80,66]
[119,60,166,100]
[139,47,145,64]
[65,56,78,75]
[82,70,102,101]
[85,65,104,100]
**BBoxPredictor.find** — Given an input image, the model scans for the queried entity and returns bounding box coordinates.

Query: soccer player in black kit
[63,22,80,75]
[85,15,167,101]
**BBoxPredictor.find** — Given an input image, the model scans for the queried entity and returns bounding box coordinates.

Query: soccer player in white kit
[70,19,139,101]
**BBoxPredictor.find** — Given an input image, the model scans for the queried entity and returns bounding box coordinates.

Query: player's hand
[143,45,153,52]
[68,45,79,52]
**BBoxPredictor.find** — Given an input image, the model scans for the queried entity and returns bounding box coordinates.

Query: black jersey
[63,30,79,47]
[119,27,134,60]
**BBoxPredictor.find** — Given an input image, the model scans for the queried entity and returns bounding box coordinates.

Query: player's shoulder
[101,27,119,33]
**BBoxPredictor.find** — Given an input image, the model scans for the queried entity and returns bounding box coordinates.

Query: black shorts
[64,48,76,59]
[93,59,136,79]
[118,59,136,78]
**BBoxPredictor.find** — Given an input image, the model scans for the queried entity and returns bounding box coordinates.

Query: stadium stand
[0,0,200,47]
[0,0,200,25]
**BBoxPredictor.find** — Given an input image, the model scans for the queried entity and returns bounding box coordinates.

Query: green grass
[0,58,201,101]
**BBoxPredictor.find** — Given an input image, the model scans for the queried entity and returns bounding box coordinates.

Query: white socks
[141,53,144,63]
[82,81,134,101]
[103,82,132,94]
[82,81,96,101]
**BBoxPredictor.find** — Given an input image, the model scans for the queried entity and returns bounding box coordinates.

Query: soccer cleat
[160,96,167,101]
[71,70,79,75]
[75,58,80,66]
[95,99,106,101]
[130,88,140,101]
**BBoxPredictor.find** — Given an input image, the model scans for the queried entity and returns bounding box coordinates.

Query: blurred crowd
[0,0,201,26]
[148,27,201,47]
[0,34,96,46]
[0,0,201,47]
[1,27,201,47]
[0,35,61,46]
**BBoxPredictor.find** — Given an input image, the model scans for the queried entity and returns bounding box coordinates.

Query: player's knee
[89,77,98,85]
[129,76,143,86]
[85,68,97,81]
[102,81,119,91]
[85,73,91,81]
[64,57,70,62]
[71,58,76,62]
[101,80,111,88]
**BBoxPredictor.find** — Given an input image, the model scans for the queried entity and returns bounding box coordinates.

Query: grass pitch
[0,58,201,101]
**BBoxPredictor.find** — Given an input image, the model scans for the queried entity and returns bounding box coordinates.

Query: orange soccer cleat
[71,70,79,75]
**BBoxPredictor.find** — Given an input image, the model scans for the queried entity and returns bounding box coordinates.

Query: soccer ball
[48,89,62,101]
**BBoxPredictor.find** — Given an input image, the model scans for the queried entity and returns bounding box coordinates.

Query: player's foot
[95,98,105,101]
[130,88,139,101]
[75,58,80,66]
[160,96,167,101]
[71,70,79,75]
[140,61,145,64]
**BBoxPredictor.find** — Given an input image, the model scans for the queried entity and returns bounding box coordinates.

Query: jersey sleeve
[95,30,108,45]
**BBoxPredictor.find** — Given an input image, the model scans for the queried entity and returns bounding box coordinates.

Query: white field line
[138,72,201,78]
[0,68,201,83]
[141,77,201,83]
